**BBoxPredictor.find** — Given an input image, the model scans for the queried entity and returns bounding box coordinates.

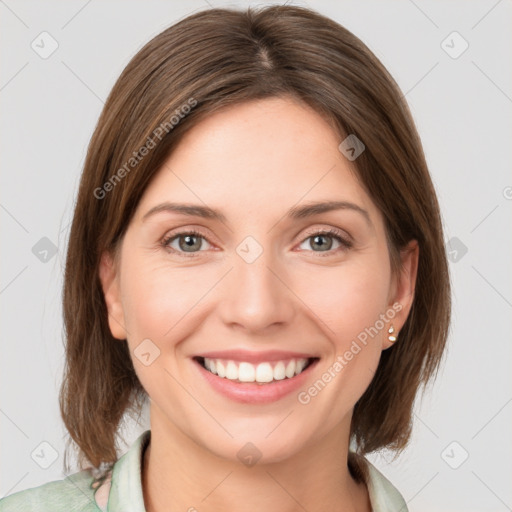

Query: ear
[383,239,419,349]
[98,250,127,340]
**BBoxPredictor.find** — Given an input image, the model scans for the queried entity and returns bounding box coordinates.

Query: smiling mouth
[194,356,319,384]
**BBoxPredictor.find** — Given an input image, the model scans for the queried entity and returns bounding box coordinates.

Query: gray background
[1,1,511,511]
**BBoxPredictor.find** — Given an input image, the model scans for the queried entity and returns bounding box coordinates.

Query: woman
[0,5,451,511]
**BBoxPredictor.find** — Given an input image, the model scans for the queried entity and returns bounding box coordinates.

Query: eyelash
[160,228,353,259]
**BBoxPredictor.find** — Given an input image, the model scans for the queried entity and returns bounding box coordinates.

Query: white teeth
[238,362,255,382]
[273,361,286,380]
[201,357,311,383]
[216,360,226,378]
[285,360,296,378]
[255,362,274,383]
[295,359,307,375]
[226,361,238,380]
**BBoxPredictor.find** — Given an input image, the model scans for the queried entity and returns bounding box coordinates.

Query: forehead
[135,97,381,229]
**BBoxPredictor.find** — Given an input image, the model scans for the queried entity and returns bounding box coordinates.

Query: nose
[216,244,296,335]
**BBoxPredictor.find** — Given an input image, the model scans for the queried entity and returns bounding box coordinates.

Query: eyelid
[299,226,353,245]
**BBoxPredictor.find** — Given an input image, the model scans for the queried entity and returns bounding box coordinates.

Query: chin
[196,425,311,466]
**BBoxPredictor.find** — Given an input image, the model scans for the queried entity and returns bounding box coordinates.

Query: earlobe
[98,251,127,340]
[384,240,419,349]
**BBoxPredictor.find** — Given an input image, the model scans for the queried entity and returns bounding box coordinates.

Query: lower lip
[193,358,319,404]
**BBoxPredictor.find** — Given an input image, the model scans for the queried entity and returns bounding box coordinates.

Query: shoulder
[0,469,101,512]
[0,429,151,512]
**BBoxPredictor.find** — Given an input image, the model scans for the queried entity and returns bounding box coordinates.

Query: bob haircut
[60,4,451,483]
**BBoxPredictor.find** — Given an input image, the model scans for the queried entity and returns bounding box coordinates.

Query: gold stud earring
[388,324,397,343]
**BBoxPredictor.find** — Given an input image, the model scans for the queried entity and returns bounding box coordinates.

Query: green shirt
[0,430,408,511]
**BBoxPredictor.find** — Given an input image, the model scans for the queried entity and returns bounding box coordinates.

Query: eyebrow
[141,200,372,228]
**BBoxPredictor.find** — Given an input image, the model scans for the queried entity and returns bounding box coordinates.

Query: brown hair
[59,5,451,483]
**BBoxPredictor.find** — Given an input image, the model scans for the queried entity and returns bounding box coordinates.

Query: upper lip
[194,350,319,364]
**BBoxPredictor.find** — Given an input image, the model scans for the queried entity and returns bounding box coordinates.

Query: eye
[161,229,212,257]
[160,227,353,258]
[298,228,353,256]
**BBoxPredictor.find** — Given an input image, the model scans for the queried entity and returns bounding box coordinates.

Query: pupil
[313,235,331,251]
[180,235,201,252]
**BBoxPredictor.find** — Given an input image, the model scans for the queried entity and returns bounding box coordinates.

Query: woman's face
[100,96,417,463]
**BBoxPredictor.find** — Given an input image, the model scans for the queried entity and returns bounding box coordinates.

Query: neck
[141,416,371,512]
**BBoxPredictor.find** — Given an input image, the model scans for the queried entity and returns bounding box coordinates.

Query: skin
[99,96,419,512]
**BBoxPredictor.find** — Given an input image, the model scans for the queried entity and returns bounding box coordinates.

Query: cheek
[294,255,391,341]
[121,269,168,339]
[119,263,202,393]
[120,257,213,344]
[293,260,390,420]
